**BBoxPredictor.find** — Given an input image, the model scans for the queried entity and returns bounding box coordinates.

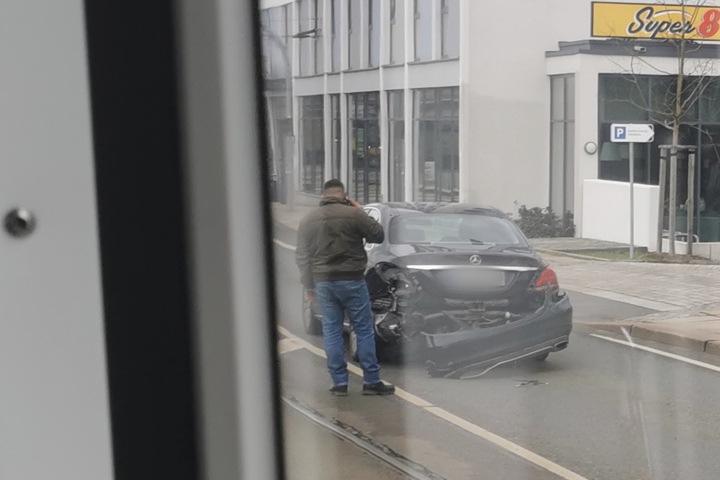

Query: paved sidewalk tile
[543,253,720,309]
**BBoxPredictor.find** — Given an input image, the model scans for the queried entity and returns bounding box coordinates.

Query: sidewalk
[271,202,720,359]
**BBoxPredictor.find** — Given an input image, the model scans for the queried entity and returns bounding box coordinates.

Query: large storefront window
[413,87,459,201]
[388,91,405,201]
[349,92,381,204]
[599,74,720,241]
[550,75,575,214]
[300,96,325,194]
[599,74,705,185]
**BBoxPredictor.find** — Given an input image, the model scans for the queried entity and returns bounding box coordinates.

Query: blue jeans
[314,279,381,386]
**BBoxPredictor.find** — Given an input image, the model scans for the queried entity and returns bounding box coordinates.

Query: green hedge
[512,206,575,239]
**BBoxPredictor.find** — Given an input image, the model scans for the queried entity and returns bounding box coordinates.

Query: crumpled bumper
[422,294,573,379]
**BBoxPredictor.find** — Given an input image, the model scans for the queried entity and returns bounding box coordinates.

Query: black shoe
[362,381,395,396]
[329,384,348,396]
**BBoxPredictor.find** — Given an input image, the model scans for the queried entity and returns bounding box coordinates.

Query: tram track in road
[278,326,590,480]
[283,395,448,480]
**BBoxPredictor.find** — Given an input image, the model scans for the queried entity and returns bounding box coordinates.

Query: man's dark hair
[323,179,345,192]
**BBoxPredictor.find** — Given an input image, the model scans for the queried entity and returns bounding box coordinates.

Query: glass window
[260,6,290,79]
[389,0,405,64]
[701,78,720,124]
[313,0,324,74]
[349,92,381,203]
[550,76,575,214]
[599,74,649,122]
[441,0,459,59]
[330,94,341,179]
[388,91,405,201]
[550,121,565,213]
[300,96,325,194]
[389,213,525,245]
[331,0,341,71]
[414,0,432,62]
[648,76,677,125]
[700,127,720,219]
[260,10,271,77]
[414,87,459,201]
[368,0,380,68]
[348,0,362,69]
[298,0,313,76]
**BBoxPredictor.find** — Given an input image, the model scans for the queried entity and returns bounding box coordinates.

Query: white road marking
[277,338,304,355]
[273,238,296,251]
[277,325,589,480]
[591,333,720,373]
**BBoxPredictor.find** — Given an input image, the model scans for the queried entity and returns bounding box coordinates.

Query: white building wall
[460,0,591,214]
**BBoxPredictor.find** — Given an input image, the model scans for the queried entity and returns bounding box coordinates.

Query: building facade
[262,0,460,206]
[262,0,720,252]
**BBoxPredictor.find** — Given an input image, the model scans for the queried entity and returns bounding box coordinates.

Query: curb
[589,321,720,358]
[535,249,614,262]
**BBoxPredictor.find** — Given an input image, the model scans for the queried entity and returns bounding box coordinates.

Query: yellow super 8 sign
[592,2,720,41]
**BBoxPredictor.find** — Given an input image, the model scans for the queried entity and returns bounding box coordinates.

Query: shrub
[513,205,575,238]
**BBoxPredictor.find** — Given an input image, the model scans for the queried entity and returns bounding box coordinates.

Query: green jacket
[295,197,384,289]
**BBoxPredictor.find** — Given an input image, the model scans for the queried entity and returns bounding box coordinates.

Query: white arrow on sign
[611,123,654,143]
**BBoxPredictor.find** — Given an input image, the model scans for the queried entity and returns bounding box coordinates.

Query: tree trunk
[668,25,687,256]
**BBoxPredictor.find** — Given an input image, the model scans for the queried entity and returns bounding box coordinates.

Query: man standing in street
[296,179,395,396]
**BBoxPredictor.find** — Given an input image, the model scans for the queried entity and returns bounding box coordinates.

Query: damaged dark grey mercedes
[303,203,573,379]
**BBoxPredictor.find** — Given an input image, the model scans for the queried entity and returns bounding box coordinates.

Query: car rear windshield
[389,213,526,245]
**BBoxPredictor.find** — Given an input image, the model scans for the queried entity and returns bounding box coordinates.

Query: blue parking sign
[613,125,626,140]
[610,123,654,143]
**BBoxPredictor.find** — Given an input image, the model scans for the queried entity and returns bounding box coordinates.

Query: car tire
[533,352,550,362]
[302,297,322,336]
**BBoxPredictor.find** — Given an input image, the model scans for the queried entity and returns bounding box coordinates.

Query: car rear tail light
[534,267,559,292]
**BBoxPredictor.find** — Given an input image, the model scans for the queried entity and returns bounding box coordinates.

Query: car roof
[367,202,509,219]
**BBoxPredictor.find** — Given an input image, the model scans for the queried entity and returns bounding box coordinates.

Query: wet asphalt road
[272,226,720,479]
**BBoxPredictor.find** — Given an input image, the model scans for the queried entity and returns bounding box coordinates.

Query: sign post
[611,123,655,258]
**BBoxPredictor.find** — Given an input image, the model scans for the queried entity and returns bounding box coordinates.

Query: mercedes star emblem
[469,255,482,265]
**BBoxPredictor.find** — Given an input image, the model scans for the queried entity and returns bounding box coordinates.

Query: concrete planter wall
[582,179,660,251]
